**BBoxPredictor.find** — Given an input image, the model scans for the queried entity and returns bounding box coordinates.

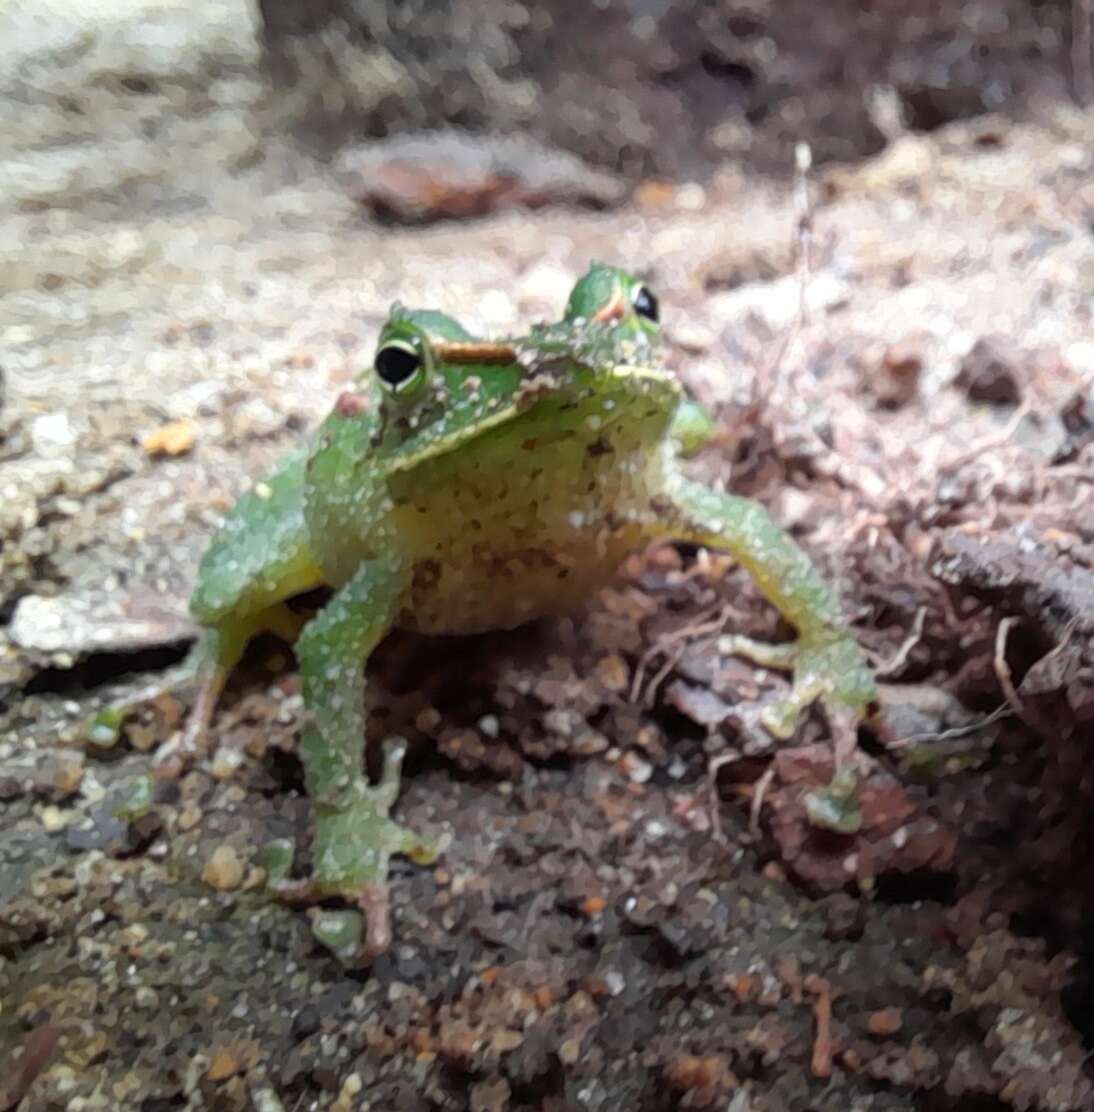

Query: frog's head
[563,263,661,350]
[515,262,674,400]
[367,270,678,473]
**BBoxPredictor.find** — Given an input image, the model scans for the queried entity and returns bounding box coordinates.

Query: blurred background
[2,3,1094,1110]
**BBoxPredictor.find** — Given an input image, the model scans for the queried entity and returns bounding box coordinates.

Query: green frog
[92,265,875,961]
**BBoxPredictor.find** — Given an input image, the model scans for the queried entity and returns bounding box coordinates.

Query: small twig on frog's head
[433,341,518,364]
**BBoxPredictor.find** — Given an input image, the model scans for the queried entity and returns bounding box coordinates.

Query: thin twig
[793,141,814,328]
[883,702,1014,751]
[0,1025,61,1112]
[874,607,927,678]
[752,141,815,402]
[749,764,777,841]
[642,641,691,707]
[1074,0,1094,105]
[628,606,730,704]
[810,979,833,1079]
[994,617,1025,716]
[706,751,738,843]
[937,400,1032,473]
[1038,615,1080,663]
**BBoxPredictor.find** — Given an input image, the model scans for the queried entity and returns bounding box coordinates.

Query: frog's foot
[271,739,440,964]
[720,631,876,740]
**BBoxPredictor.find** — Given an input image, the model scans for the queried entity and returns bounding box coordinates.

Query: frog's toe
[759,675,828,738]
[728,633,875,740]
[274,748,442,963]
[719,634,799,673]
[277,878,392,965]
[305,886,392,964]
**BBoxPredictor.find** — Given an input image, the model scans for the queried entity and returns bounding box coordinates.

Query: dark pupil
[632,285,659,322]
[375,344,422,387]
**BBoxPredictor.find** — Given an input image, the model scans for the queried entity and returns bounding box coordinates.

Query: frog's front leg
[654,478,876,738]
[274,554,438,963]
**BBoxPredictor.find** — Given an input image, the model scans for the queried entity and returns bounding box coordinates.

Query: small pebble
[203,845,244,891]
[558,1038,581,1065]
[177,804,203,832]
[207,1046,243,1082]
[142,419,195,457]
[867,1007,903,1036]
[332,1073,362,1112]
[595,654,629,692]
[210,748,244,780]
[619,751,653,784]
[40,805,72,832]
[242,866,267,891]
[135,986,158,1009]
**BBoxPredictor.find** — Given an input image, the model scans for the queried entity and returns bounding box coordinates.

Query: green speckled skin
[178,264,876,961]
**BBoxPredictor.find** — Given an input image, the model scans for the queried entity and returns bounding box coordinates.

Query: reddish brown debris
[334,391,368,417]
[808,977,834,1079]
[765,745,957,892]
[0,1026,61,1111]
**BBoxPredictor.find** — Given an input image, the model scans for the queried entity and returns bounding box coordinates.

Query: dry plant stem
[884,617,1079,752]
[706,750,743,842]
[793,141,814,329]
[754,141,815,403]
[884,703,1015,751]
[938,400,1032,473]
[994,616,1025,716]
[874,606,926,678]
[810,980,834,1079]
[641,642,690,708]
[1075,0,1094,105]
[627,605,730,703]
[432,341,518,364]
[755,142,887,509]
[749,763,777,841]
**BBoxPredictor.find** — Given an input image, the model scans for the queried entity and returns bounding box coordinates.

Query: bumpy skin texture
[115,266,875,962]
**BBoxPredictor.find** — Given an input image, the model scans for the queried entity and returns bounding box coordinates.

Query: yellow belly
[387,413,664,635]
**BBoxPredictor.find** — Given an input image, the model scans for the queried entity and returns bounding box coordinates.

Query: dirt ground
[2,3,1094,1111]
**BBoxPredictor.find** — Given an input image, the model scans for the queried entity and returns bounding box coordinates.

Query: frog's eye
[631,284,659,324]
[375,337,426,395]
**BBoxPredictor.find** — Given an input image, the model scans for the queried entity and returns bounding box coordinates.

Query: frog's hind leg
[270,555,439,964]
[649,478,876,740]
[87,603,307,776]
[150,603,308,778]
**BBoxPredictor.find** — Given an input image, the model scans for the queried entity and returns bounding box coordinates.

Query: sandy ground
[2,2,1094,1110]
